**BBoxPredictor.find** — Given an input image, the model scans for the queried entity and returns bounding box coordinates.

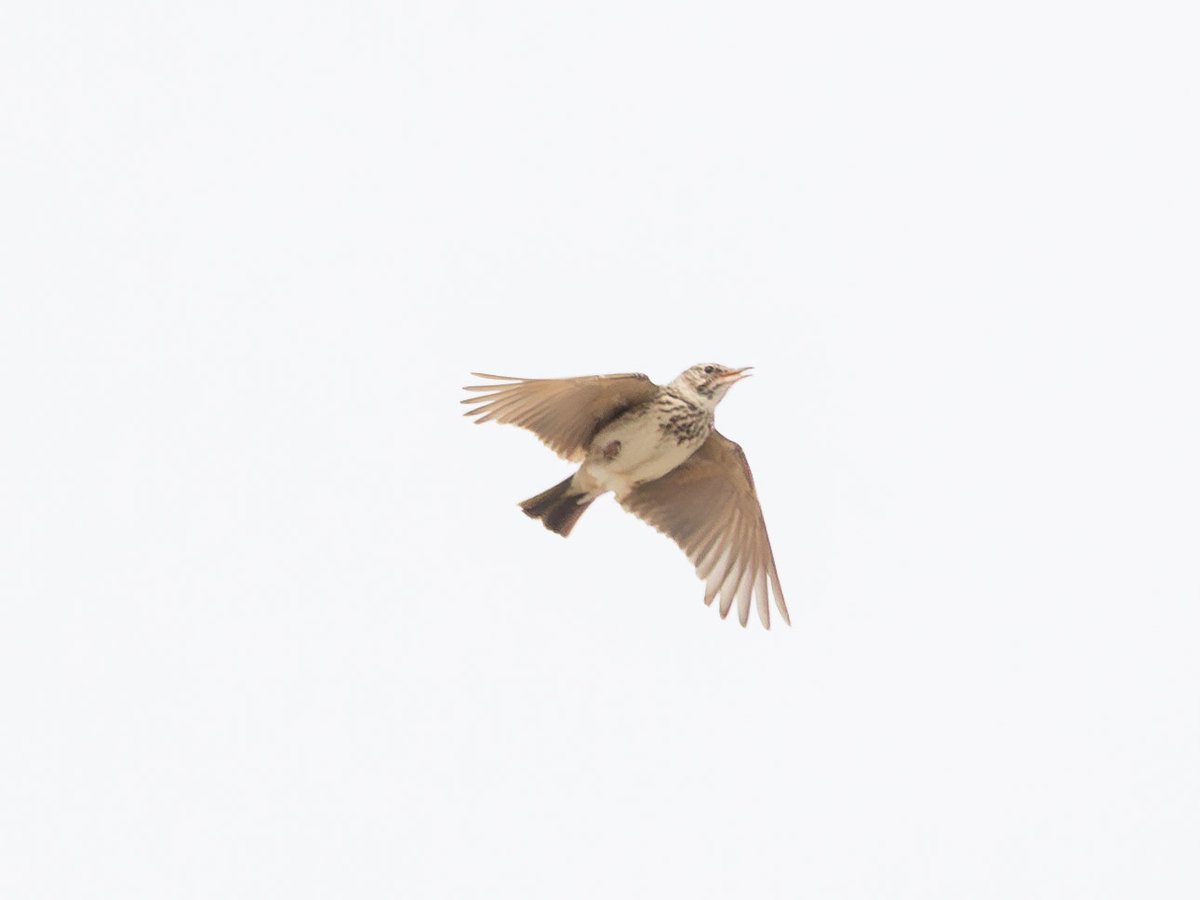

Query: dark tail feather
[520,476,595,537]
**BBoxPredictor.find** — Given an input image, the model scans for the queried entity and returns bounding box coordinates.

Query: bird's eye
[703,366,714,374]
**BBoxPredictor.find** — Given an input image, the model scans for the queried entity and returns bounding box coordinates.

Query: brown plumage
[463,365,789,628]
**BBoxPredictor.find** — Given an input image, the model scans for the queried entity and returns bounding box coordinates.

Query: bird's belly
[584,418,706,497]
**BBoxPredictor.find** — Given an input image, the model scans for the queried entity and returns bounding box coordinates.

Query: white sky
[2,2,1198,898]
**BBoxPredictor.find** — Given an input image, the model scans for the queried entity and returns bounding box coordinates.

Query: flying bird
[462,364,789,628]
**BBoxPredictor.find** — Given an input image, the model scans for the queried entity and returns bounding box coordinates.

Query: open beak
[717,366,754,385]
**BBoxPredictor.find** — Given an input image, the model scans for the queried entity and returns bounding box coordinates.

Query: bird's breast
[582,407,710,497]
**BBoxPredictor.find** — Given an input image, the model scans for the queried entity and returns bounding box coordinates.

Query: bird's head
[671,363,753,408]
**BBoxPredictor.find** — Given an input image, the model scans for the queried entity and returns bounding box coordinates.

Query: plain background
[2,2,1197,897]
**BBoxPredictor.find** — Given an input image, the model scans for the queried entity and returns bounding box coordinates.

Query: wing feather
[619,431,790,628]
[463,372,659,461]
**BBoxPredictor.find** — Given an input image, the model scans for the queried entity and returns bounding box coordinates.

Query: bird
[462,364,789,628]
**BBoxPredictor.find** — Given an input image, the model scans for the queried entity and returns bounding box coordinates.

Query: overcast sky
[2,2,1198,898]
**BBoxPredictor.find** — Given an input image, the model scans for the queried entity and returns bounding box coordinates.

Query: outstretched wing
[619,430,789,628]
[462,372,660,462]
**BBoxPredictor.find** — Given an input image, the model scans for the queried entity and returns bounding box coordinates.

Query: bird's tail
[520,476,595,537]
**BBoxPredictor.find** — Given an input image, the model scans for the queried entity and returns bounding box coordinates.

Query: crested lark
[462,364,788,628]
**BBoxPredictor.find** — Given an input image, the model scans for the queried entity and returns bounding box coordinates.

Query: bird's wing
[619,430,789,628]
[462,372,660,462]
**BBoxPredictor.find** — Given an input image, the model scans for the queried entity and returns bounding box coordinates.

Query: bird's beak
[718,366,754,384]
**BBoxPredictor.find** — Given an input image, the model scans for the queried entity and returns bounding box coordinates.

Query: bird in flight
[462,364,789,628]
